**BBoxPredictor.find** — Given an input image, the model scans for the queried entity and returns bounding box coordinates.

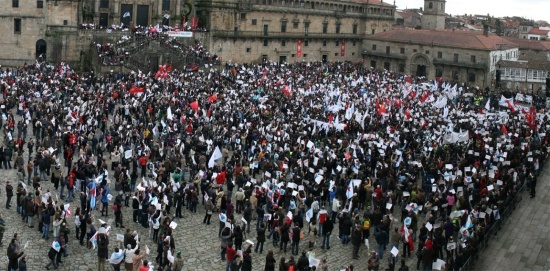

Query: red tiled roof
[502,37,550,51]
[369,29,518,51]
[528,28,550,35]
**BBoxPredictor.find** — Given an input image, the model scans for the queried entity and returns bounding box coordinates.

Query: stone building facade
[361,29,519,88]
[0,0,87,67]
[196,0,396,64]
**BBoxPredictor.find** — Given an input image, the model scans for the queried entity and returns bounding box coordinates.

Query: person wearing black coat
[321,216,334,249]
[296,251,309,271]
[279,222,290,253]
[7,245,24,271]
[241,246,253,271]
[351,224,363,259]
[264,251,277,271]
[255,223,266,253]
[18,255,27,271]
[45,246,59,270]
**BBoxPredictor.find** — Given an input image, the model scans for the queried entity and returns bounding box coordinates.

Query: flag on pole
[485,98,491,111]
[123,12,131,18]
[208,146,223,168]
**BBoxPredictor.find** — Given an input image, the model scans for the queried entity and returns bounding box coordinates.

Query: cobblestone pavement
[474,162,550,271]
[0,132,546,271]
[0,159,428,271]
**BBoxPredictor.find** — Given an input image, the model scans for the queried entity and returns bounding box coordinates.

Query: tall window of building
[293,21,299,29]
[469,73,476,82]
[251,19,257,25]
[454,53,459,63]
[304,22,309,35]
[335,24,340,34]
[428,2,433,9]
[335,40,339,46]
[471,55,476,63]
[281,21,287,32]
[162,0,170,11]
[370,60,377,69]
[352,24,357,34]
[384,62,390,70]
[400,48,405,54]
[322,23,328,34]
[263,39,268,46]
[437,52,442,58]
[436,69,443,77]
[372,44,377,51]
[304,40,309,46]
[14,18,21,34]
[37,0,43,8]
[323,40,327,47]
[99,0,109,8]
[281,40,286,46]
[12,0,19,7]
[386,46,390,55]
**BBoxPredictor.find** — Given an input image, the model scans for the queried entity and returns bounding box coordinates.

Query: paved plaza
[0,147,548,271]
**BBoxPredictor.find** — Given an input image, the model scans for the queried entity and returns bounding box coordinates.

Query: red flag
[282,85,291,96]
[231,67,237,77]
[166,65,173,72]
[505,100,516,113]
[190,101,199,111]
[421,92,430,103]
[405,109,411,120]
[207,108,212,118]
[405,76,412,84]
[501,124,508,135]
[275,79,283,87]
[328,114,334,123]
[129,86,145,95]
[377,103,387,115]
[409,90,417,99]
[208,94,218,103]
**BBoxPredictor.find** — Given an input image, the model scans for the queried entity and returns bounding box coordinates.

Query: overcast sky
[397,0,549,22]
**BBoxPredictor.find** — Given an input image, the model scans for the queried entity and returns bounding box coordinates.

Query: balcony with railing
[432,58,488,70]
[211,30,363,40]
[361,50,406,60]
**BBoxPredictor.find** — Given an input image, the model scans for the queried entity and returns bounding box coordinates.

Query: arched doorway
[411,54,430,77]
[36,39,47,59]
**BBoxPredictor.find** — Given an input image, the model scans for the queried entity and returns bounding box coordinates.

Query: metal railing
[461,180,527,271]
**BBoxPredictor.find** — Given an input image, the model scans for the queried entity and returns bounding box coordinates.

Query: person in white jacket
[124,243,139,271]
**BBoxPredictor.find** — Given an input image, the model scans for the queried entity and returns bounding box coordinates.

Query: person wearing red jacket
[225,241,236,271]
[138,154,148,177]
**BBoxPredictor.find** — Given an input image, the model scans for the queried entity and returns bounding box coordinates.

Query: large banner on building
[297,40,303,58]
[341,40,346,56]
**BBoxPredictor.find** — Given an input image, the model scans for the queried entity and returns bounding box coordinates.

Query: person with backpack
[361,213,371,242]
[97,227,110,271]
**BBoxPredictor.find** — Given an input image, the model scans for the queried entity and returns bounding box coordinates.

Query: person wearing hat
[173,250,184,270]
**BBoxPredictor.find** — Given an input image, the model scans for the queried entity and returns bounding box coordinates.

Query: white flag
[208,146,223,168]
[123,12,131,18]
[485,98,490,111]
[167,106,173,120]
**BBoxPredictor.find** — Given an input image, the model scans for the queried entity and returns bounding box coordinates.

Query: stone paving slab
[475,162,550,271]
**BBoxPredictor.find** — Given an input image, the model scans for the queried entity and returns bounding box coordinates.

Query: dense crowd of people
[0,57,547,271]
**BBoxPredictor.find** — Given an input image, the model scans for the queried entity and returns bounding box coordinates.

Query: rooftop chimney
[483,23,489,36]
